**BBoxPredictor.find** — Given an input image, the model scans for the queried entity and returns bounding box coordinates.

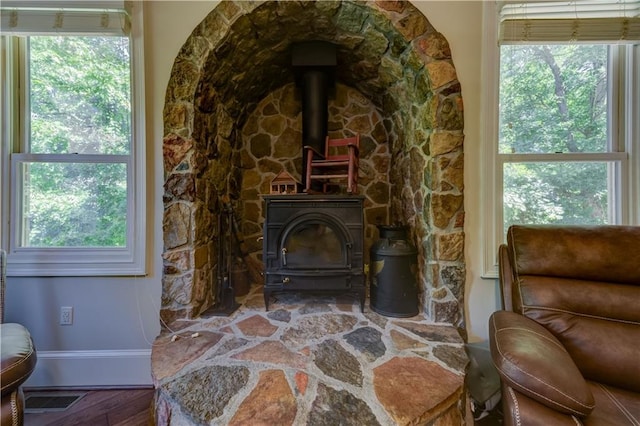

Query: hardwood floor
[24,387,500,425]
[24,388,154,426]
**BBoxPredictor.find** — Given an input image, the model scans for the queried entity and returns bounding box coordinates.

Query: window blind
[0,1,130,36]
[499,0,640,43]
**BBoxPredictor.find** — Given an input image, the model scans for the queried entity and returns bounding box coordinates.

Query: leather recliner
[0,250,37,426]
[489,225,640,425]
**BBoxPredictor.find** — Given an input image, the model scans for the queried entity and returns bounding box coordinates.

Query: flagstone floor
[151,286,469,425]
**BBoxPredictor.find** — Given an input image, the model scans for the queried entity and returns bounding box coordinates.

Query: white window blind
[0,1,130,36]
[499,0,640,43]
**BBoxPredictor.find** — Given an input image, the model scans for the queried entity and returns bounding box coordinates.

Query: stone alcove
[161,0,465,328]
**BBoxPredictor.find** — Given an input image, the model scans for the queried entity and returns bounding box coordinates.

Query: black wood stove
[262,194,365,311]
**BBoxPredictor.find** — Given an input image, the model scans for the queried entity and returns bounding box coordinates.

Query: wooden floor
[23,387,501,426]
[24,388,154,426]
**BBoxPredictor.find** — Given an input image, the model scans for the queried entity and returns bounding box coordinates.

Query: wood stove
[262,194,365,311]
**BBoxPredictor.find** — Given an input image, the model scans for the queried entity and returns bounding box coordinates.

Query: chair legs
[346,158,357,193]
[305,151,313,193]
[307,178,357,194]
[306,162,358,194]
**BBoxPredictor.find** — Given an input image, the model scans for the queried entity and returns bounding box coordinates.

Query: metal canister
[369,225,418,317]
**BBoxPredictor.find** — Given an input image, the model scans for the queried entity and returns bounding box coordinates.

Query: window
[1,2,145,275]
[483,1,640,276]
[499,44,627,232]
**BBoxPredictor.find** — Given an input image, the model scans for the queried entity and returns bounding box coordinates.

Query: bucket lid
[377,225,408,240]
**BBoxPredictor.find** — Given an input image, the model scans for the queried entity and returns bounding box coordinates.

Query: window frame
[481,2,640,277]
[0,3,146,276]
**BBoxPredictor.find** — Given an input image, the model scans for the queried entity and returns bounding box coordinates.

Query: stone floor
[151,286,469,425]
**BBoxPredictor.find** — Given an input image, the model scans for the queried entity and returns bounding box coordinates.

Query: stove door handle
[281,247,288,265]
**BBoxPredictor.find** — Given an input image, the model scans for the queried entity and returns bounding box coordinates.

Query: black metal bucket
[369,225,418,317]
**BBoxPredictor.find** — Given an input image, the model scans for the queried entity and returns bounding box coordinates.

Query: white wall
[4,0,497,388]
[6,275,160,387]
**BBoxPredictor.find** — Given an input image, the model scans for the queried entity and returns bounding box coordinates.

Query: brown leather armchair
[489,225,640,425]
[1,250,37,426]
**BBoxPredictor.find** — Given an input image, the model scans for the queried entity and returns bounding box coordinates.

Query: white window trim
[481,2,640,278]
[1,2,146,277]
[481,1,503,278]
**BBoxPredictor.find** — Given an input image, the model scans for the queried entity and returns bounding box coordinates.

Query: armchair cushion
[1,323,37,396]
[490,310,594,417]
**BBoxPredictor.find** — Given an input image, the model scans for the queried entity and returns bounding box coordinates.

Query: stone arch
[161,0,465,327]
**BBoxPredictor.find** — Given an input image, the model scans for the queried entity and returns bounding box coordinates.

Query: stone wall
[161,0,465,328]
[237,83,391,259]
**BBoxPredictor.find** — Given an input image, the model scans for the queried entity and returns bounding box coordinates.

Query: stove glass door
[280,215,350,269]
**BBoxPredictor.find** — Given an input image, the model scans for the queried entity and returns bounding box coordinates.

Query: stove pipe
[292,41,336,188]
[301,70,329,155]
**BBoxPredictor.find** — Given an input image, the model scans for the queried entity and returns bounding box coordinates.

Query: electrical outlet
[60,306,73,325]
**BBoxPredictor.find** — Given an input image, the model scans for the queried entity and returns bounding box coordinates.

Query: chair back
[501,225,640,392]
[324,135,359,161]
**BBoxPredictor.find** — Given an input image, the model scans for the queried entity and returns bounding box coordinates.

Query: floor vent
[25,392,86,413]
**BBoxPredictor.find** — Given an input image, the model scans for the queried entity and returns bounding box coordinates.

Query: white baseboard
[24,349,153,388]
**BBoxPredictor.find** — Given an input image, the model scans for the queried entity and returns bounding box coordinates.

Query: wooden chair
[304,134,360,194]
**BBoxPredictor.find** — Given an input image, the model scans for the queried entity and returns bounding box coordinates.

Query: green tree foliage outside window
[23,36,131,247]
[499,44,610,232]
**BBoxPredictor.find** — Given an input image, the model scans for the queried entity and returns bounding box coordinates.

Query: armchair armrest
[502,384,586,426]
[489,311,594,417]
